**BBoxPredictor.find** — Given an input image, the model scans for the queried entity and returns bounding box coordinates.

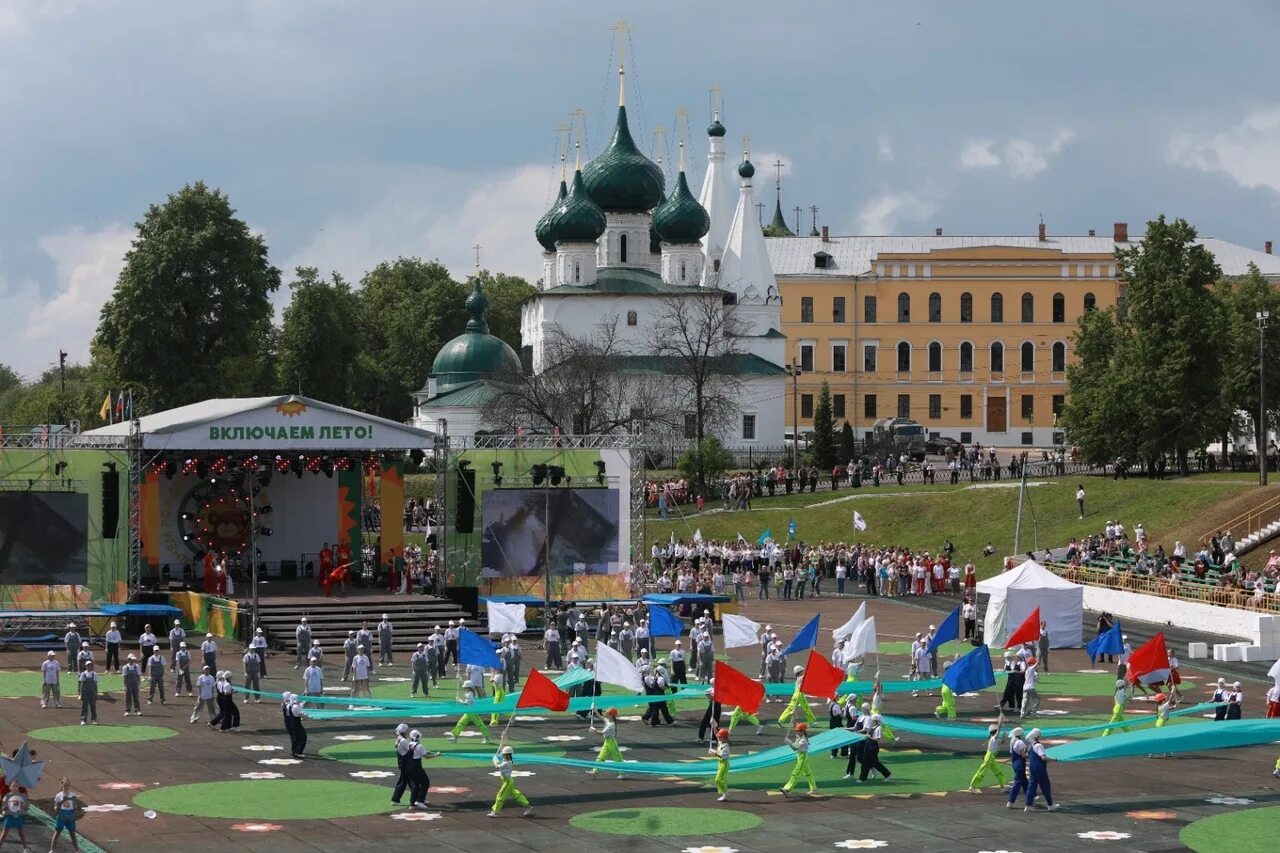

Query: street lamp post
[1258,311,1270,486]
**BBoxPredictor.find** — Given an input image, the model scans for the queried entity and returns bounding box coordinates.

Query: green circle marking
[134,780,394,820]
[27,725,177,745]
[1181,806,1280,852]
[0,672,123,699]
[570,806,764,837]
[320,734,566,770]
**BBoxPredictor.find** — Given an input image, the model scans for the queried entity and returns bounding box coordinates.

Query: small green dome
[535,179,568,252]
[582,106,665,212]
[547,169,606,246]
[738,157,756,179]
[707,117,726,138]
[653,171,710,244]
[763,199,794,237]
[430,280,521,392]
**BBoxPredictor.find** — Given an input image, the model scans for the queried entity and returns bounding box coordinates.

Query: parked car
[925,435,963,457]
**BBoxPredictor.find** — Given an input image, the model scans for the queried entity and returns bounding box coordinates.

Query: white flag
[1267,657,1280,684]
[594,641,646,693]
[693,528,703,545]
[832,602,867,641]
[721,613,762,649]
[849,616,878,658]
[486,602,526,635]
[853,511,867,531]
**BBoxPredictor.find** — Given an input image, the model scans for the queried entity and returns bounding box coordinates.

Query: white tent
[975,559,1083,648]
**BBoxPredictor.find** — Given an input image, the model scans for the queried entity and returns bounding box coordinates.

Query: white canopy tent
[976,559,1083,648]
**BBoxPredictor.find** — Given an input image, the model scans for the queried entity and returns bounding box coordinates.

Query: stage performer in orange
[319,543,333,589]
[202,551,217,593]
[388,550,399,593]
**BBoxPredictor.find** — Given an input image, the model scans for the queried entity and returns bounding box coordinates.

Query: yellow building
[767,224,1280,448]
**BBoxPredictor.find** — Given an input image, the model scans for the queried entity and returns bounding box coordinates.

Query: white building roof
[766,234,1280,279]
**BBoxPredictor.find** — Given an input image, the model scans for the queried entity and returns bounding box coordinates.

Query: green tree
[1216,262,1280,462]
[93,182,280,411]
[278,267,363,405]
[0,364,20,398]
[473,270,536,351]
[839,420,856,462]
[677,436,735,498]
[354,258,467,421]
[0,363,105,427]
[1060,306,1137,463]
[811,380,837,469]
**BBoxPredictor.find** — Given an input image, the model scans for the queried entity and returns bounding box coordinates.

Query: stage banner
[142,468,161,568]
[336,466,363,569]
[168,591,239,638]
[379,459,405,574]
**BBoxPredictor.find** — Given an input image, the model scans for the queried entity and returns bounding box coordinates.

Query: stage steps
[253,595,474,657]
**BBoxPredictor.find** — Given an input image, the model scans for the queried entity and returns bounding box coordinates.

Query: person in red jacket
[319,543,333,589]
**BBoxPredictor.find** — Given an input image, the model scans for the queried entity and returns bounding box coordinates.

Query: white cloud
[876,134,894,162]
[752,151,793,182]
[1167,108,1280,195]
[959,130,1076,178]
[855,192,939,234]
[0,225,131,377]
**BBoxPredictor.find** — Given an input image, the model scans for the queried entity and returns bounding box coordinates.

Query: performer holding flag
[967,719,1009,793]
[779,723,818,796]
[588,708,625,779]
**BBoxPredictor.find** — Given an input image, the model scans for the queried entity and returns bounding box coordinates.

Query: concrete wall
[1080,584,1278,657]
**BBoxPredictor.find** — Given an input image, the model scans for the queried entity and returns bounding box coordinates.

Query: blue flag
[457,626,502,669]
[943,644,997,695]
[933,607,961,647]
[782,614,820,656]
[755,528,772,546]
[787,519,798,540]
[648,604,683,638]
[1086,621,1124,664]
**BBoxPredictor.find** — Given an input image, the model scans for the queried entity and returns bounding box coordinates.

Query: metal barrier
[1046,562,1280,614]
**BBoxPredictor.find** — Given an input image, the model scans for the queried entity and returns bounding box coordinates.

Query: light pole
[788,359,801,471]
[1258,311,1270,486]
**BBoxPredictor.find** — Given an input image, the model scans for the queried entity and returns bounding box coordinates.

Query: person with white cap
[967,720,1008,793]
[391,723,412,806]
[618,621,635,661]
[405,729,437,809]
[410,643,431,698]
[286,693,306,755]
[121,653,142,716]
[669,640,687,685]
[1211,677,1230,721]
[138,624,157,665]
[242,644,262,701]
[303,655,324,697]
[778,665,816,727]
[168,620,186,671]
[74,644,94,689]
[1101,678,1131,737]
[40,650,62,709]
[294,617,311,669]
[1117,634,1132,681]
[695,630,714,684]
[446,684,490,743]
[1005,725,1029,807]
[444,620,460,668]
[349,645,372,705]
[308,638,324,670]
[377,614,395,667]
[78,660,99,725]
[104,621,121,672]
[145,646,166,705]
[697,682,723,744]
[1022,728,1059,811]
[249,627,268,677]
[1226,681,1244,720]
[855,713,891,782]
[341,631,358,682]
[487,743,532,817]
[174,641,193,696]
[63,623,82,673]
[191,666,216,724]
[200,633,218,673]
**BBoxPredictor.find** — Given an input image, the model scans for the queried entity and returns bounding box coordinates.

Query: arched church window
[626,311,637,327]
[620,234,628,264]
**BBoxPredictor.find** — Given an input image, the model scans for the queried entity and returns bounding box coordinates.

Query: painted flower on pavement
[1205,796,1254,806]
[431,786,470,794]
[1035,709,1069,716]
[1076,669,1109,674]
[489,769,534,778]
[1044,739,1071,746]
[232,823,283,832]
[834,842,888,850]
[258,758,302,766]
[617,715,643,722]
[1125,810,1176,820]
[97,782,145,791]
[978,850,1022,853]
[332,734,374,742]
[445,730,486,738]
[239,772,285,780]
[83,804,131,813]
[514,715,546,722]
[1076,831,1131,841]
[682,847,738,853]
[378,677,409,683]
[241,744,284,752]
[543,735,583,742]
[1048,697,1081,703]
[349,770,395,779]
[391,811,443,821]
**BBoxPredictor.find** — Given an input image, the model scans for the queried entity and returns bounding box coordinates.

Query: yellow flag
[99,392,112,421]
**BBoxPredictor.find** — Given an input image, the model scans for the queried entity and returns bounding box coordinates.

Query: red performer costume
[319,544,333,589]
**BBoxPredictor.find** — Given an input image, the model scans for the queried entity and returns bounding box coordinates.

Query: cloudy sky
[2,0,1278,379]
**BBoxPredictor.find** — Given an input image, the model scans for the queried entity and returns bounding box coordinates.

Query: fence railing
[1046,562,1280,614]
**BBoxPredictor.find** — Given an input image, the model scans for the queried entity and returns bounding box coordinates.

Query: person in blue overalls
[391,723,411,806]
[1006,725,1029,808]
[1023,728,1059,812]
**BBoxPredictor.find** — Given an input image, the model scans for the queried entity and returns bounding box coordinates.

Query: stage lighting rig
[530,463,547,485]
[491,460,503,486]
[595,460,606,485]
[549,465,565,486]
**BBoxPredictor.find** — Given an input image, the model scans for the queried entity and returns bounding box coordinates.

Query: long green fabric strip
[878,702,1216,740]
[764,678,946,697]
[1046,718,1280,762]
[302,688,711,720]
[449,728,866,776]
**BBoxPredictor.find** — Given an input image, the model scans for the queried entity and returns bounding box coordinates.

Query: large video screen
[0,492,89,585]
[480,488,620,578]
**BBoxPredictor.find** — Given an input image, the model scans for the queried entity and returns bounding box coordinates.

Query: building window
[959,342,973,373]
[801,394,814,418]
[1021,394,1034,419]
[833,296,846,323]
[1084,292,1096,312]
[864,295,877,323]
[1052,394,1065,417]
[991,293,1004,323]
[897,342,911,372]
[928,292,942,322]
[801,296,814,323]
[620,233,628,264]
[990,342,1004,373]
[897,292,910,322]
[800,345,814,372]
[742,414,757,441]
[833,394,846,418]
[960,394,973,419]
[680,260,687,280]
[683,413,696,439]
[863,344,877,373]
[929,394,942,419]
[1021,431,1033,446]
[832,344,847,372]
[1052,292,1065,323]
[626,310,637,326]
[1052,341,1066,372]
[864,394,877,418]
[1021,292,1034,323]
[574,262,581,283]
[897,394,911,418]
[960,292,973,323]
[1021,341,1034,372]
[960,430,972,443]
[928,341,942,372]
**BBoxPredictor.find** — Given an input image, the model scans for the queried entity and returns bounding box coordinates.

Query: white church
[413,61,787,449]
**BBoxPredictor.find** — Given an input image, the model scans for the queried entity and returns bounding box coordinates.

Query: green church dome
[430,279,521,393]
[707,117,726,138]
[653,171,710,244]
[535,179,568,252]
[582,105,665,213]
[546,169,607,245]
[738,156,756,179]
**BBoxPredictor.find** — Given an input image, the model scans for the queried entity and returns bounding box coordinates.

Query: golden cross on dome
[653,124,666,166]
[676,108,689,170]
[710,83,724,120]
[473,244,482,274]
[743,134,751,159]
[554,123,570,179]
[611,20,632,105]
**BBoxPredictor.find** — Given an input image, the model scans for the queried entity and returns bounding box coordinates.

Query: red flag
[1004,606,1041,649]
[713,660,765,715]
[1125,632,1170,685]
[516,669,571,712]
[799,649,844,700]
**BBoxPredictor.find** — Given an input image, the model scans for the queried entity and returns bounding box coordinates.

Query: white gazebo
[976,559,1083,648]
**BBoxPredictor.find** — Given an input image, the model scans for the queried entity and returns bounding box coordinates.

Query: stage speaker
[280,560,298,581]
[101,469,120,538]
[455,467,476,533]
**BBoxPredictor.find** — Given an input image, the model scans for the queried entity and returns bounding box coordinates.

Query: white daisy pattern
[514,716,546,722]
[391,811,443,821]
[1035,709,1069,716]
[681,846,739,853]
[445,730,486,738]
[349,770,396,779]
[241,745,284,752]
[1205,796,1254,806]
[239,772,286,780]
[258,758,303,766]
[978,850,1023,853]
[489,769,535,778]
[378,676,410,682]
[232,822,283,832]
[543,735,583,742]
[431,786,470,794]
[97,782,145,791]
[1076,831,1131,841]
[834,842,888,850]
[83,804,131,813]
[332,734,375,742]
